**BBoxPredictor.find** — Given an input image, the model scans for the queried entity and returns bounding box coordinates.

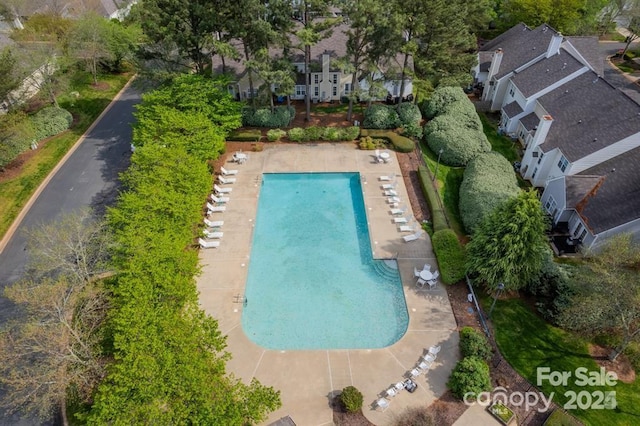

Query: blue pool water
[242,173,409,350]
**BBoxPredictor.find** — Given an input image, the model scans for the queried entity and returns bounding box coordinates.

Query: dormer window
[558,155,569,172]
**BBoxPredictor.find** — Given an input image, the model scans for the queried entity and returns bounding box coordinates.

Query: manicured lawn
[0,72,132,239]
[421,143,466,236]
[487,297,640,425]
[311,103,355,114]
[479,113,520,163]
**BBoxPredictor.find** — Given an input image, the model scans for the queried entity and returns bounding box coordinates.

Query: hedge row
[242,105,295,128]
[287,126,360,142]
[448,327,492,400]
[431,229,466,284]
[417,165,448,232]
[362,103,422,138]
[360,129,415,152]
[459,152,520,233]
[423,86,490,167]
[0,107,73,169]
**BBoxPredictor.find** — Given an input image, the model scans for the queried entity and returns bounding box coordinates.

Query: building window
[532,167,538,179]
[332,86,337,96]
[333,73,338,84]
[558,155,569,172]
[314,86,319,97]
[544,196,557,214]
[295,85,306,96]
[509,87,515,97]
[314,74,319,84]
[538,152,544,164]
[344,83,352,94]
[532,151,538,158]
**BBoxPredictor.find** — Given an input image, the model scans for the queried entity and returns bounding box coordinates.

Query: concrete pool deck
[196,143,459,425]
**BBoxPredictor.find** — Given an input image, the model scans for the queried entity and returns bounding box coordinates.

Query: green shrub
[459,152,520,233]
[360,129,415,152]
[423,86,468,119]
[30,106,73,141]
[418,166,448,232]
[322,127,342,141]
[459,327,492,360]
[358,136,381,150]
[0,111,35,169]
[339,386,363,413]
[425,114,491,167]
[266,128,286,142]
[362,104,400,129]
[397,102,422,126]
[526,257,574,324]
[227,129,262,141]
[447,356,491,400]
[303,126,323,141]
[287,127,305,142]
[401,121,423,139]
[242,105,295,127]
[431,229,466,284]
[341,126,360,141]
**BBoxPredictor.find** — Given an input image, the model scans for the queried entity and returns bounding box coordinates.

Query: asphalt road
[0,81,141,424]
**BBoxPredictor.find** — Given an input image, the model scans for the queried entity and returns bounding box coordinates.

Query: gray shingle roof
[502,101,523,118]
[565,36,603,76]
[564,175,602,208]
[511,48,585,98]
[521,112,539,131]
[478,51,492,72]
[576,147,640,234]
[480,23,557,80]
[538,71,640,162]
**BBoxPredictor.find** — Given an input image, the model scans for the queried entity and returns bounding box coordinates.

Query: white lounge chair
[203,230,223,239]
[210,194,229,204]
[384,189,398,196]
[394,217,408,224]
[379,175,392,181]
[375,397,390,412]
[420,353,436,369]
[217,175,236,184]
[390,207,406,216]
[387,196,401,204]
[198,238,220,249]
[428,345,441,358]
[214,184,232,194]
[385,387,398,398]
[398,224,415,232]
[403,230,424,242]
[220,166,238,176]
[381,182,396,190]
[409,367,422,378]
[204,219,223,228]
[207,203,226,214]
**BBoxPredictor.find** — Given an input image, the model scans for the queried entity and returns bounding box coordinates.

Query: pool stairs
[371,259,399,281]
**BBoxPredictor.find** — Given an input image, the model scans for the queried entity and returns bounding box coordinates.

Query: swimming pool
[242,173,409,350]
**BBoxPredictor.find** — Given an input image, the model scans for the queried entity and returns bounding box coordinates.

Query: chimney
[546,32,563,58]
[531,114,553,147]
[487,48,503,80]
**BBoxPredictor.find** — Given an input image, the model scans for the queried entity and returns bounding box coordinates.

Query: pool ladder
[234,294,247,306]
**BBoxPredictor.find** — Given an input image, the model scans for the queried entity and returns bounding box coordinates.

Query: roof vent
[543,26,548,32]
[533,46,536,50]
[593,76,599,83]
[546,69,550,72]
[593,138,598,142]
[578,120,582,124]
[565,90,569,93]
[611,168,616,173]
[562,62,567,69]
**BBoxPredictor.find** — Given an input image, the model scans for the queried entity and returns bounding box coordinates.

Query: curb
[0,75,137,255]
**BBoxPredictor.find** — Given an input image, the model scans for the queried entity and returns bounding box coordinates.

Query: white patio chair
[385,387,398,398]
[379,175,392,181]
[217,175,236,184]
[206,202,226,214]
[409,367,422,379]
[376,397,390,412]
[423,263,432,272]
[387,196,401,204]
[384,189,398,196]
[414,267,421,278]
[198,238,220,249]
[398,224,415,232]
[394,217,408,224]
[204,219,223,228]
[203,230,223,239]
[403,230,424,242]
[428,345,441,357]
[390,206,406,216]
[427,279,437,290]
[420,353,436,369]
[416,277,427,288]
[210,194,229,204]
[220,166,238,176]
[214,184,232,194]
[374,149,382,163]
[381,182,396,190]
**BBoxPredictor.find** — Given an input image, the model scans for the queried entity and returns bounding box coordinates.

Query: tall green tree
[0,47,20,102]
[500,0,606,34]
[293,0,340,120]
[138,0,233,72]
[559,233,640,361]
[68,13,113,84]
[466,190,550,292]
